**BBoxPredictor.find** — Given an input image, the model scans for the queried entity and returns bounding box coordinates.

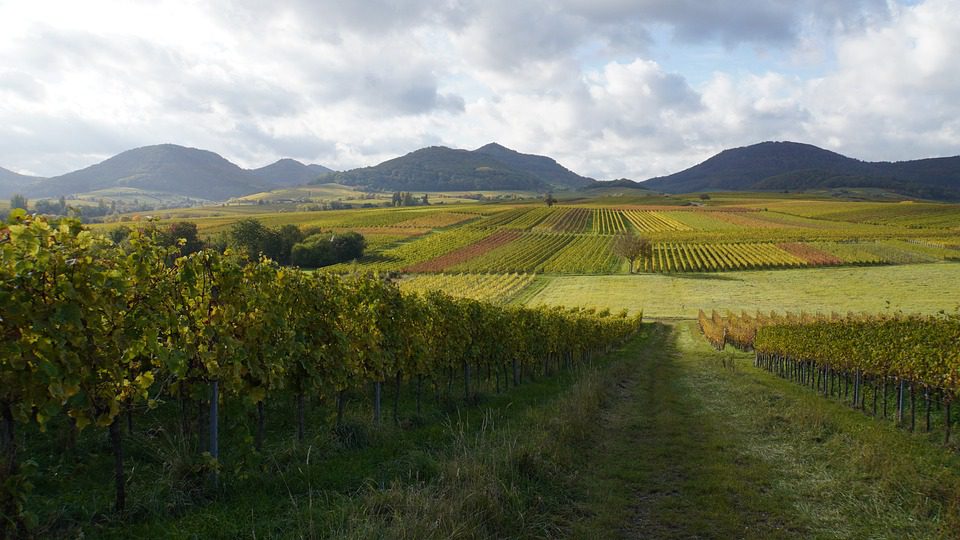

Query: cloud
[0,0,954,185]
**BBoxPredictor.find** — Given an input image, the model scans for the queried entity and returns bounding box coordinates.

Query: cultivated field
[6,190,960,538]
[526,263,960,318]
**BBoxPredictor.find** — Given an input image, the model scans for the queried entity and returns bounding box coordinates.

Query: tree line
[108,218,365,268]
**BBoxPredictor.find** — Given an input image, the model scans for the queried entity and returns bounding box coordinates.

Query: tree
[109,225,133,244]
[290,231,365,268]
[273,224,305,265]
[156,222,205,256]
[331,231,366,261]
[290,236,336,268]
[613,232,653,273]
[228,219,271,261]
[228,219,302,263]
[544,192,556,207]
[9,194,27,211]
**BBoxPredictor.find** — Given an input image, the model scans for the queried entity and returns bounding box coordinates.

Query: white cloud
[0,0,954,184]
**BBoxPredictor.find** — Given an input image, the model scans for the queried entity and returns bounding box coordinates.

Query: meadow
[525,263,960,318]
[94,191,960,311]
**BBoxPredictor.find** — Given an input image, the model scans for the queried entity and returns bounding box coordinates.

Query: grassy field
[525,262,960,318]
[570,322,960,538]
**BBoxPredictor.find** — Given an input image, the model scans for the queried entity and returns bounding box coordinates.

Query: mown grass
[527,262,960,318]
[571,322,960,538]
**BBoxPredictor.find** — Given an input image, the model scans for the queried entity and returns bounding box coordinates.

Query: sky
[1,0,958,181]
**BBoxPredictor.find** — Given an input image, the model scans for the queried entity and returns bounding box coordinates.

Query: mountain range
[1,140,958,203]
[317,143,593,191]
[0,144,333,201]
[641,141,960,200]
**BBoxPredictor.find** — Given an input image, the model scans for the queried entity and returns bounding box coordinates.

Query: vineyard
[304,201,959,280]
[531,207,592,233]
[540,235,623,274]
[398,273,536,303]
[4,192,959,537]
[592,208,628,234]
[621,210,692,232]
[449,233,575,273]
[697,309,960,441]
[402,229,520,272]
[0,214,642,536]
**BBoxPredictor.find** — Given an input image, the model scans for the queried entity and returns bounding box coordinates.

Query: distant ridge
[641,141,960,200]
[472,142,594,188]
[3,145,333,201]
[28,145,266,200]
[319,143,593,191]
[582,178,648,190]
[250,158,333,188]
[0,167,46,199]
[3,140,957,202]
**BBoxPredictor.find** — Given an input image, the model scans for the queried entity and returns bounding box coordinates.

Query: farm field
[398,272,536,303]
[525,262,960,319]
[6,192,960,539]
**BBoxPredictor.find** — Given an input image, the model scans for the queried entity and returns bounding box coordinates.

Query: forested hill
[641,141,960,200]
[0,167,45,199]
[28,145,266,200]
[249,158,333,188]
[8,145,333,201]
[318,143,593,191]
[472,143,594,188]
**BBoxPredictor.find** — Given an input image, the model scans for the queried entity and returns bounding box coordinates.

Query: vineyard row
[0,214,643,526]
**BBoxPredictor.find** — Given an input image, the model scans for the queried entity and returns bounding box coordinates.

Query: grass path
[571,322,960,539]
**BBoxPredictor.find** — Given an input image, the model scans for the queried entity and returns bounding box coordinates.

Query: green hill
[249,159,333,187]
[0,166,45,199]
[472,142,593,188]
[321,143,593,192]
[641,141,960,201]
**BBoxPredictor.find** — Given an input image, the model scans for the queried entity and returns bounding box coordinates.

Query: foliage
[613,232,653,273]
[697,309,960,393]
[290,231,366,268]
[322,146,550,191]
[0,214,642,532]
[155,221,205,255]
[399,273,536,304]
[8,194,27,212]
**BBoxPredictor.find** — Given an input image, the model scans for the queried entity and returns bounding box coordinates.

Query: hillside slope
[322,143,593,192]
[642,141,960,200]
[249,158,333,188]
[0,167,45,199]
[321,145,553,191]
[29,144,265,200]
[472,142,594,188]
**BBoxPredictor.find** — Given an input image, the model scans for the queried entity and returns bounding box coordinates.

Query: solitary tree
[544,192,556,207]
[9,194,27,211]
[613,232,653,273]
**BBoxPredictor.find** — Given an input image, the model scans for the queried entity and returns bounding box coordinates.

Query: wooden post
[373,381,382,425]
[297,392,305,442]
[255,400,265,452]
[897,380,904,425]
[109,416,126,513]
